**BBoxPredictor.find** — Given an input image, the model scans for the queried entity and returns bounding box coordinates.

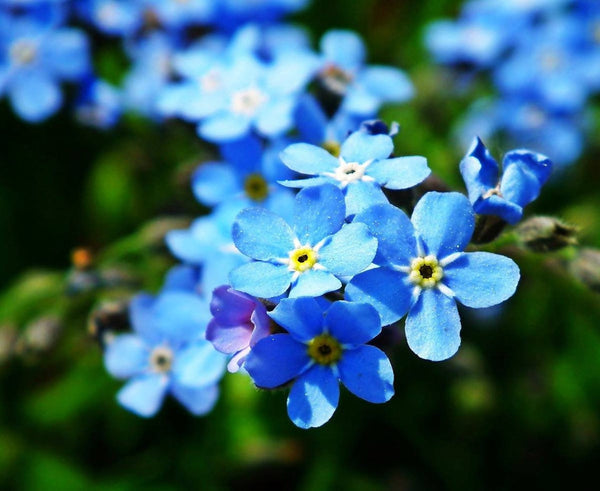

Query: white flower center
[540,50,561,71]
[230,87,268,117]
[10,39,37,66]
[323,157,375,188]
[150,346,174,373]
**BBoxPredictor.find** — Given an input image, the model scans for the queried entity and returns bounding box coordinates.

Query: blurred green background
[2,1,600,489]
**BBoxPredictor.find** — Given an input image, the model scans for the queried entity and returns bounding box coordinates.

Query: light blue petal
[171,383,219,416]
[442,252,520,308]
[43,28,89,80]
[345,267,412,326]
[289,270,342,298]
[342,87,380,115]
[411,192,474,258]
[269,297,326,342]
[255,97,295,137]
[104,334,148,379]
[359,66,413,102]
[199,112,251,142]
[321,30,365,70]
[318,222,377,276]
[293,184,345,245]
[279,142,338,175]
[129,293,156,341]
[201,252,247,295]
[117,374,168,418]
[287,364,339,429]
[232,208,295,260]
[344,180,388,216]
[263,188,296,224]
[165,217,219,264]
[9,71,61,123]
[367,156,430,190]
[192,162,239,207]
[245,334,311,388]
[325,301,381,347]
[173,341,227,388]
[279,176,333,188]
[405,288,461,362]
[354,203,417,266]
[294,94,328,144]
[459,137,500,204]
[229,261,293,298]
[162,265,201,293]
[340,132,393,163]
[338,345,394,403]
[153,292,211,344]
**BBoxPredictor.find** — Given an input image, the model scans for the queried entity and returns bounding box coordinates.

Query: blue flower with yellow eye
[104,290,227,417]
[229,183,378,299]
[280,130,430,215]
[460,137,552,224]
[245,297,394,428]
[346,192,520,362]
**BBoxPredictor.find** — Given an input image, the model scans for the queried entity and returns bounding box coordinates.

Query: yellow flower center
[10,39,37,65]
[408,255,444,289]
[244,173,269,202]
[150,346,174,373]
[323,140,341,157]
[307,334,342,365]
[289,247,318,273]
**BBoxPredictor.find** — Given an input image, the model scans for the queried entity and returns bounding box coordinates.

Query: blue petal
[344,180,388,217]
[245,334,311,388]
[129,293,156,341]
[287,364,339,428]
[117,374,168,418]
[405,288,461,362]
[199,112,251,142]
[321,30,365,70]
[318,222,378,276]
[44,29,89,80]
[104,334,148,379]
[500,150,552,208]
[153,292,211,344]
[459,137,500,204]
[338,345,394,403]
[230,261,293,298]
[294,94,327,144]
[342,87,380,115]
[255,97,295,137]
[9,71,61,123]
[340,132,393,163]
[162,265,201,293]
[201,252,247,295]
[279,142,338,175]
[353,204,417,266]
[232,208,295,260]
[473,194,523,224]
[359,66,413,102]
[345,267,412,326]
[173,340,227,388]
[220,134,262,174]
[325,301,381,347]
[171,383,219,416]
[293,184,345,245]
[165,217,219,264]
[411,192,474,259]
[192,162,239,207]
[367,156,430,190]
[289,269,342,298]
[269,297,326,342]
[442,252,520,308]
[279,176,332,188]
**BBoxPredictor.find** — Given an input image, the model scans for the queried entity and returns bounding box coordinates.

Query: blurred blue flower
[346,192,520,361]
[230,184,378,299]
[245,297,394,428]
[77,0,143,37]
[75,76,122,129]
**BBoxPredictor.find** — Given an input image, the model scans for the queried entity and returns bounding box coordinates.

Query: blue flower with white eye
[104,290,227,417]
[245,297,394,429]
[317,30,413,117]
[346,192,520,362]
[280,130,430,216]
[460,137,552,224]
[230,184,378,299]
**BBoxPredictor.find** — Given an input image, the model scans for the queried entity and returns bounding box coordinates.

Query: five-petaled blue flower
[346,191,520,361]
[245,297,394,428]
[230,183,378,298]
[280,130,431,215]
[460,137,552,224]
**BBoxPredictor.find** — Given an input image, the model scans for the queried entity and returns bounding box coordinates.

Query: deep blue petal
[325,301,381,347]
[318,222,378,276]
[232,208,295,260]
[500,150,552,208]
[366,156,430,190]
[269,297,326,342]
[293,184,346,245]
[338,345,394,403]
[459,137,500,203]
[473,194,523,224]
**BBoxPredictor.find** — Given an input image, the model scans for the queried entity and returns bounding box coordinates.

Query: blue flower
[75,76,122,129]
[280,130,430,215]
[346,192,520,361]
[104,290,227,417]
[77,0,143,37]
[460,137,552,224]
[229,184,378,299]
[245,297,394,428]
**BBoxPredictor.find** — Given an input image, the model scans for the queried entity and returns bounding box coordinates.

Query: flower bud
[517,216,577,252]
[570,248,600,293]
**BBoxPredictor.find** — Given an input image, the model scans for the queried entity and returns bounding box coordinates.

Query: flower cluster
[425,0,600,166]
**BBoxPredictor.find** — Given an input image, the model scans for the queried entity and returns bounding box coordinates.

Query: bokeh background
[2,1,600,489]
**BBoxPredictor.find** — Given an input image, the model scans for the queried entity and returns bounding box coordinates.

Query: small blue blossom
[75,76,122,129]
[229,183,378,299]
[104,290,227,417]
[460,137,552,224]
[77,0,143,37]
[245,298,394,428]
[346,192,520,361]
[280,130,431,215]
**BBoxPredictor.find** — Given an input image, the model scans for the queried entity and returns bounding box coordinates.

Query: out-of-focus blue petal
[405,288,461,362]
[162,265,201,293]
[342,87,379,116]
[345,267,412,326]
[171,383,219,416]
[326,301,381,347]
[192,162,239,207]
[338,345,394,402]
[43,28,89,80]
[173,341,227,388]
[201,253,247,298]
[230,261,293,298]
[344,180,388,217]
[233,208,295,260]
[367,156,430,189]
[294,94,327,144]
[104,334,148,379]
[318,222,377,276]
[321,30,365,70]
[165,217,220,264]
[280,142,338,175]
[287,364,339,429]
[293,184,345,245]
[245,334,311,388]
[289,269,342,298]
[340,132,393,163]
[220,134,262,174]
[117,374,168,418]
[153,292,211,344]
[263,188,296,223]
[443,252,520,308]
[256,97,295,137]
[199,112,251,142]
[411,192,474,258]
[269,297,326,342]
[360,66,413,102]
[9,71,61,122]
